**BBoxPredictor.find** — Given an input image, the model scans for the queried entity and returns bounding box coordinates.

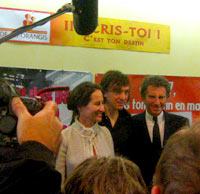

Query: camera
[0,78,43,145]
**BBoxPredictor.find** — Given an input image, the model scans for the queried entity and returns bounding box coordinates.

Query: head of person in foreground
[64,156,148,194]
[152,120,200,194]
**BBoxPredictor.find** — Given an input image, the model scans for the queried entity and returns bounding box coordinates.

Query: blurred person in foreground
[64,156,149,194]
[152,120,200,194]
[0,97,63,194]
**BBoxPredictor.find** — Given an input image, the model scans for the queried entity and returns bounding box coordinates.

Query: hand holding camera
[0,78,44,137]
[12,97,63,155]
[0,78,63,154]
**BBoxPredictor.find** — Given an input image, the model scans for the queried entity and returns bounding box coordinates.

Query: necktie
[153,117,161,148]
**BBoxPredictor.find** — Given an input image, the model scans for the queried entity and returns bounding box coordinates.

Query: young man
[99,70,133,159]
[131,75,189,189]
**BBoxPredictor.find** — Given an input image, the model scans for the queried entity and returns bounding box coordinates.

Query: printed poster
[0,66,93,127]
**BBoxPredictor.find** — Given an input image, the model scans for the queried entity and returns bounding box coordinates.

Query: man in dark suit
[131,75,189,190]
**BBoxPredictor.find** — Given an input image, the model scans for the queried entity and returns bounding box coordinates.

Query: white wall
[0,0,200,77]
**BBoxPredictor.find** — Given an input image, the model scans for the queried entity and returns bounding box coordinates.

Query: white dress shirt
[145,111,165,147]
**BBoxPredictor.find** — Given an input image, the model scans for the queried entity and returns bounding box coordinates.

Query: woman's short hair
[67,81,103,116]
[64,156,148,194]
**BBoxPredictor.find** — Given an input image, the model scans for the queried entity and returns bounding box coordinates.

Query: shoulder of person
[61,123,76,135]
[118,109,134,123]
[131,111,145,120]
[165,111,188,120]
[1,157,61,194]
[98,124,109,132]
[164,111,190,126]
[121,108,132,116]
[97,124,112,136]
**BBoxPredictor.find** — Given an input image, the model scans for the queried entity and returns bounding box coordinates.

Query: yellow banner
[51,14,170,53]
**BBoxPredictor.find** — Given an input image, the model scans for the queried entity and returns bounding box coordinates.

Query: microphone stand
[0,3,75,44]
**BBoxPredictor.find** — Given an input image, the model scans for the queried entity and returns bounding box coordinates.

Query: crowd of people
[1,70,198,194]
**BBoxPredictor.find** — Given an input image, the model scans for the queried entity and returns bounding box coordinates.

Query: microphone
[72,0,98,35]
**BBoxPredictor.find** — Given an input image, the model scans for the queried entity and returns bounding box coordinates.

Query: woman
[56,82,114,190]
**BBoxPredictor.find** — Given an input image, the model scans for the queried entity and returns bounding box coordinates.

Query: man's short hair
[140,75,171,99]
[100,70,131,101]
[100,70,130,93]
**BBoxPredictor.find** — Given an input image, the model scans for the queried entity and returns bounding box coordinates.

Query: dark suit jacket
[0,141,61,194]
[131,111,189,188]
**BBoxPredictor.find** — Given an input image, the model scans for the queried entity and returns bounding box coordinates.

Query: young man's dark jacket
[99,108,133,160]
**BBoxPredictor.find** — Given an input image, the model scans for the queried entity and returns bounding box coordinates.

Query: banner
[95,74,200,125]
[0,7,170,53]
[0,7,51,44]
[0,67,93,127]
[51,15,170,53]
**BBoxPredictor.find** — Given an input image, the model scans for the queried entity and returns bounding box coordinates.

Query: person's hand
[11,97,63,156]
